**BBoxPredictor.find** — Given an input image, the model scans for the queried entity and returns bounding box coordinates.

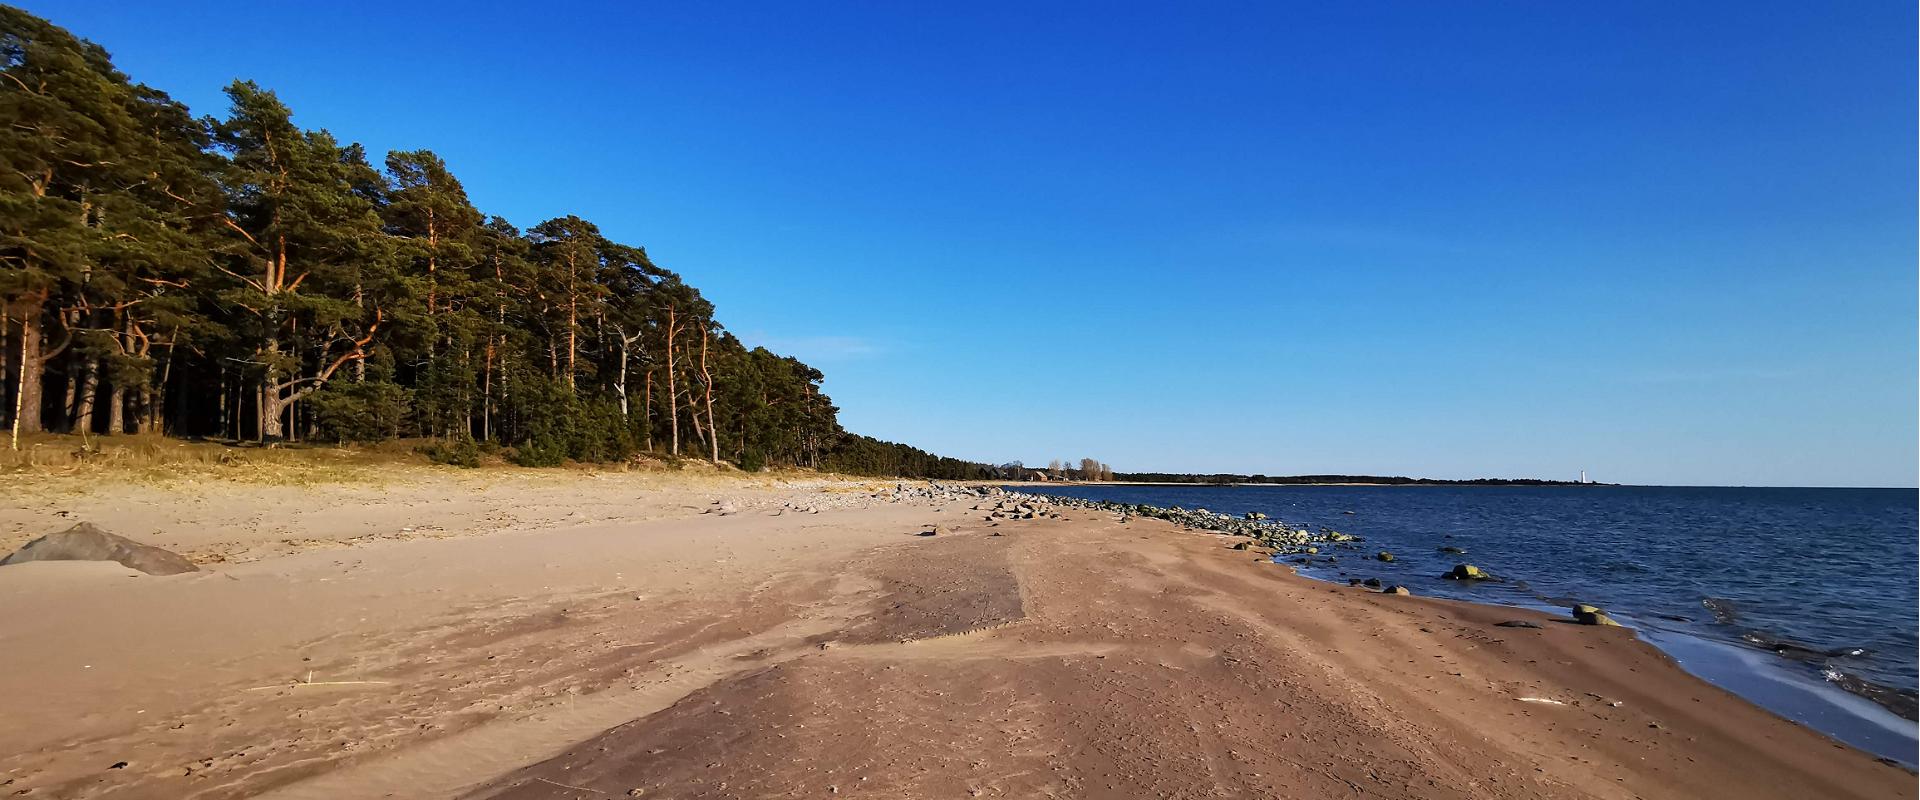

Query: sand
[0,470,1908,799]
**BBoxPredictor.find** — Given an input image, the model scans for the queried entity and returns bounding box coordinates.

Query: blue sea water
[1010,484,1919,763]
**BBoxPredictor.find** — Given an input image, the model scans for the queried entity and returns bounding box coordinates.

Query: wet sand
[0,473,1908,799]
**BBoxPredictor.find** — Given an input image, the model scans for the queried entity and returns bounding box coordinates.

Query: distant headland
[1048,472,1608,486]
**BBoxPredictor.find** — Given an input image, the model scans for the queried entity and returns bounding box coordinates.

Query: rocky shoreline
[902,479,1920,755]
[891,483,1645,625]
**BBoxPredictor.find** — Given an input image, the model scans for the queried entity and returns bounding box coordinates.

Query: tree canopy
[0,6,993,478]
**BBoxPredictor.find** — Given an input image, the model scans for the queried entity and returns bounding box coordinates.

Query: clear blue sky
[39,2,1917,486]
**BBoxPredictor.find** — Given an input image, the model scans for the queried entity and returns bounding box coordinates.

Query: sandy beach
[0,469,1909,799]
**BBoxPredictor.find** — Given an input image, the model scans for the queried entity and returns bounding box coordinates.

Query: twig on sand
[246,669,392,691]
[532,776,611,796]
[245,679,392,691]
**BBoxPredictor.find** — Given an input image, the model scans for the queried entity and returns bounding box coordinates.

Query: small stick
[245,680,391,691]
[532,776,609,796]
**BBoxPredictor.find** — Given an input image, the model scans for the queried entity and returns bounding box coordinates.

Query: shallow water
[1012,483,1919,764]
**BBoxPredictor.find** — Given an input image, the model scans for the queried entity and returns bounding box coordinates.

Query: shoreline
[1003,484,1920,766]
[0,473,1909,797]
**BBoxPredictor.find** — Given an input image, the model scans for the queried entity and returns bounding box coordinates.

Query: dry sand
[0,469,1908,799]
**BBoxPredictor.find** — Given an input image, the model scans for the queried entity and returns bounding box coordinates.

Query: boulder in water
[1,523,199,576]
[1572,604,1621,626]
[1375,551,1395,562]
[1443,564,1490,580]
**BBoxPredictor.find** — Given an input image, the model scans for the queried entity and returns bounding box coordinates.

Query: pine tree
[210,81,396,440]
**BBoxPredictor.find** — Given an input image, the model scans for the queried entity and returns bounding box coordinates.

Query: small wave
[1740,631,1873,662]
[1702,597,1740,625]
[1823,668,1919,721]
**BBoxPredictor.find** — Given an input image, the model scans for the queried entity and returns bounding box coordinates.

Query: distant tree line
[983,459,1113,482]
[1115,473,1597,486]
[0,7,989,477]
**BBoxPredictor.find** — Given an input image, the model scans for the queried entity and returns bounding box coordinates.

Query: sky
[34,1,1918,486]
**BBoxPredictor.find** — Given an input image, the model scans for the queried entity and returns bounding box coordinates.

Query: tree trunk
[481,339,494,442]
[108,383,124,436]
[261,332,281,440]
[686,385,708,456]
[61,365,77,432]
[665,308,679,455]
[615,347,629,418]
[73,358,98,435]
[462,346,472,440]
[10,304,41,448]
[702,327,718,464]
[150,341,175,435]
[216,366,228,440]
[643,368,654,452]
[1,306,10,432]
[564,252,578,390]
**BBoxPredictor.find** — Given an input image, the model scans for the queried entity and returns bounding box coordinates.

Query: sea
[1009,483,1920,765]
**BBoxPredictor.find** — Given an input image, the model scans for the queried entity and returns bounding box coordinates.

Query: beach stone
[1363,578,1383,589]
[1572,604,1621,626]
[1444,564,1490,581]
[1438,546,1467,555]
[1375,551,1395,562]
[1231,541,1252,550]
[1382,585,1411,596]
[1,523,199,576]
[1495,620,1542,629]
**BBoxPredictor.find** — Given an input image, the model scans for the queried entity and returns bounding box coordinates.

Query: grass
[0,433,897,489]
[0,433,441,486]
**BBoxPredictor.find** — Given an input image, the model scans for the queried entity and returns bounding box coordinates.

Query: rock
[1382,585,1410,596]
[1437,546,1467,555]
[1348,578,1365,586]
[1362,578,1383,589]
[1572,604,1621,626]
[1495,620,1542,629]
[1443,564,1490,581]
[1375,551,1395,562]
[1,523,199,576]
[918,525,942,537]
[1244,512,1267,520]
[1231,541,1252,550]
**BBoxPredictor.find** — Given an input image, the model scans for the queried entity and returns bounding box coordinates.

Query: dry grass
[0,433,444,484]
[0,433,902,490]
